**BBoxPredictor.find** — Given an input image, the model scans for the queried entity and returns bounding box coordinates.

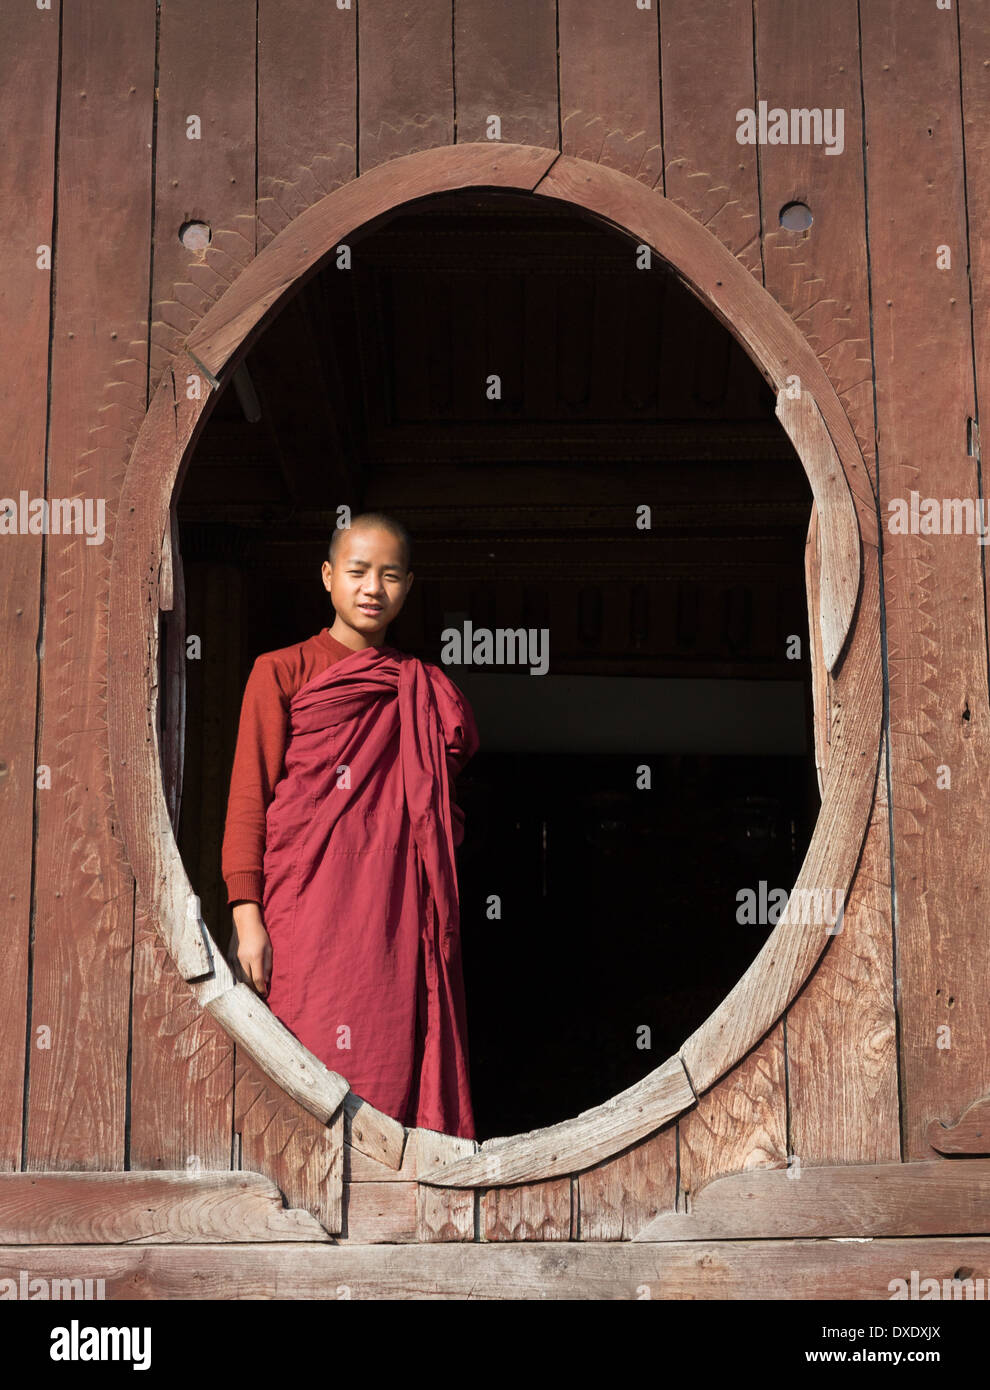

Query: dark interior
[164,189,818,1140]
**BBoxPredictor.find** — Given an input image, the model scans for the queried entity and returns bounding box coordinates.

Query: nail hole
[179,221,212,251]
[779,201,813,231]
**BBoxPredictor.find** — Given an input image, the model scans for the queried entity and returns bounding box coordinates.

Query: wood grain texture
[235,1055,343,1235]
[345,1137,417,1183]
[339,1182,417,1244]
[775,388,861,671]
[678,1024,787,1202]
[960,0,990,505]
[344,1124,471,1184]
[636,1159,990,1241]
[417,1184,475,1243]
[0,0,58,1172]
[928,1094,990,1156]
[359,0,452,172]
[0,1170,328,1244]
[959,0,990,1168]
[787,729,900,1165]
[413,1130,477,1243]
[454,0,558,148]
[481,1179,572,1242]
[129,898,234,1172]
[577,1129,677,1241]
[342,1097,407,1172]
[26,0,156,1171]
[5,1239,990,1299]
[861,0,990,1158]
[150,0,256,387]
[558,0,661,185]
[659,0,761,274]
[258,0,356,246]
[755,0,877,474]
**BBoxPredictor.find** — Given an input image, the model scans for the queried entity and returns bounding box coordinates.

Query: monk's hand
[232,902,272,999]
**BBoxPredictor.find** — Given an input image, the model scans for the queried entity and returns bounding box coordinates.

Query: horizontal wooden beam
[634,1159,990,1242]
[0,1171,330,1244]
[3,1238,989,1299]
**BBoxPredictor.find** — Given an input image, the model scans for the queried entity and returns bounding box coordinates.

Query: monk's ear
[321,560,333,592]
[405,569,414,593]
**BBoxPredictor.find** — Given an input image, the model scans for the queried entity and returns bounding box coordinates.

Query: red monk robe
[226,637,479,1139]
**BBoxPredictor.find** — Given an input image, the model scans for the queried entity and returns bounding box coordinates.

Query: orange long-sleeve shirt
[221,628,466,905]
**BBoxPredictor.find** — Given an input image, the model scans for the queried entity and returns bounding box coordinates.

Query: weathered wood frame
[107,142,881,1188]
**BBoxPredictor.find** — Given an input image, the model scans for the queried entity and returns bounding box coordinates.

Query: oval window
[163,190,816,1141]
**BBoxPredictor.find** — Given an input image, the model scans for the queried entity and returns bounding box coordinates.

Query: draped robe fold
[261,643,479,1139]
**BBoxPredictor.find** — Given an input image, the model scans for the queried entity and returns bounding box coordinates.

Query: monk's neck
[327,619,388,653]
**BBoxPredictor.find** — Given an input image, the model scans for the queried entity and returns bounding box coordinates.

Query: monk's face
[321,526,413,639]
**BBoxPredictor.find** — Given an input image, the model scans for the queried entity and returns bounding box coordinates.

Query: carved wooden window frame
[108,143,881,1187]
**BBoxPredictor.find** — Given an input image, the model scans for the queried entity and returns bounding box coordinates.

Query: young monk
[222,512,479,1140]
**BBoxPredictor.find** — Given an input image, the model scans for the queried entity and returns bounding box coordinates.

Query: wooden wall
[3,0,990,1284]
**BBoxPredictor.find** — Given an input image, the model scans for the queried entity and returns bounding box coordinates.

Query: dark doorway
[168,189,817,1139]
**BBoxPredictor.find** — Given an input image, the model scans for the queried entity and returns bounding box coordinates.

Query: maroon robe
[261,642,479,1138]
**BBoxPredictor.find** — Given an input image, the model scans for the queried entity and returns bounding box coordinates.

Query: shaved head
[329,512,411,571]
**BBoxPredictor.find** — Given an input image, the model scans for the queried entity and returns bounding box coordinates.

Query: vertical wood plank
[235,1056,342,1234]
[678,1024,788,1200]
[454,0,558,148]
[559,0,661,186]
[860,0,990,1157]
[358,0,453,173]
[413,1129,477,1241]
[26,0,156,1171]
[787,731,899,1164]
[755,0,876,472]
[417,1184,475,1242]
[753,0,894,1167]
[960,0,990,796]
[257,0,356,247]
[0,0,59,1171]
[133,0,256,1180]
[129,898,234,1171]
[659,0,762,275]
[150,0,256,386]
[578,1128,677,1241]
